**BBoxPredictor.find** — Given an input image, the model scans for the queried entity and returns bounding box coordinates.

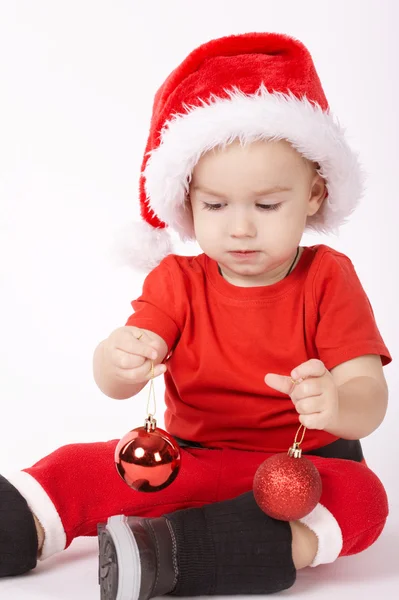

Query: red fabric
[24,441,388,557]
[126,245,391,454]
[139,32,328,228]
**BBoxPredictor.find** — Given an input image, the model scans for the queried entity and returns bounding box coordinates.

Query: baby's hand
[104,326,167,384]
[265,359,339,431]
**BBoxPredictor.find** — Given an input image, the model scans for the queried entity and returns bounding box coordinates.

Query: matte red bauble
[253,439,322,521]
[115,417,181,492]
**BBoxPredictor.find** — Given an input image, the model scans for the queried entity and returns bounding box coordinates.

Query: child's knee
[317,459,388,557]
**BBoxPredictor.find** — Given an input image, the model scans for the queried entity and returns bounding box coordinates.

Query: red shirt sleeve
[313,250,392,370]
[125,259,180,351]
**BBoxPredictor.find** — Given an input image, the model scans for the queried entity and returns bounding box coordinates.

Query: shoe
[98,515,177,600]
[0,474,38,577]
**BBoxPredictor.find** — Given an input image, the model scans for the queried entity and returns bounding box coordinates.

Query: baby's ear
[307,175,327,216]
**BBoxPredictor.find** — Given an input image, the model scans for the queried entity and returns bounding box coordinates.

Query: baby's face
[188,139,325,287]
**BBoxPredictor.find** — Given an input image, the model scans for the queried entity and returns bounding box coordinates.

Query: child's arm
[93,327,168,400]
[95,257,178,399]
[265,251,391,439]
[327,354,388,439]
[265,354,388,440]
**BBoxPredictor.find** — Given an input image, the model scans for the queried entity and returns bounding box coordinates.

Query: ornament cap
[144,415,157,432]
[288,442,303,459]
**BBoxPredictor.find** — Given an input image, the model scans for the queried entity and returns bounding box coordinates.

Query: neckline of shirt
[205,246,315,300]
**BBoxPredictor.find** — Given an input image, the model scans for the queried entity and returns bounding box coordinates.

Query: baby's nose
[229,215,256,237]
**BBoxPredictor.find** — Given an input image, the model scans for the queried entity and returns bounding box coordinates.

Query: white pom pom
[109,220,173,272]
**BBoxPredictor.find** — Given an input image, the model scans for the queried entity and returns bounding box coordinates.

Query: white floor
[0,517,398,600]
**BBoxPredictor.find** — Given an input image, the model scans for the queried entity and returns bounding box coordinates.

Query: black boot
[98,492,296,599]
[0,474,38,577]
[98,515,177,600]
[166,491,296,595]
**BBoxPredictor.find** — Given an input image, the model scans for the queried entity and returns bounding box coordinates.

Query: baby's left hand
[265,359,339,430]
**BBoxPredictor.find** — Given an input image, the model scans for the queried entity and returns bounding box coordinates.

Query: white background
[0,1,398,598]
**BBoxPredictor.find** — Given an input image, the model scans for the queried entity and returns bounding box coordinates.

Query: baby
[0,32,391,600]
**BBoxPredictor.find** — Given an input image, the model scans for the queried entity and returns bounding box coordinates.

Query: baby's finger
[290,379,323,403]
[298,413,324,430]
[112,348,146,370]
[295,397,323,415]
[291,359,326,381]
[119,330,158,361]
[116,360,166,383]
[264,373,295,396]
[142,361,167,381]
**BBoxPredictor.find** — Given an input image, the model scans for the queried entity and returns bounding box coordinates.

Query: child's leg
[300,455,389,563]
[0,439,226,573]
[97,451,388,599]
[1,441,387,585]
[216,449,388,565]
[161,455,388,596]
[99,491,298,600]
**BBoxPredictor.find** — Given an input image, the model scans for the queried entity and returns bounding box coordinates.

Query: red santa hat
[120,32,363,271]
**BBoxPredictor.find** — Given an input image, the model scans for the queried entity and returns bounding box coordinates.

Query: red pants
[8,440,388,565]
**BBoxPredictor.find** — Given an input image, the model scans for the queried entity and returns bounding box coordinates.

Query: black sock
[0,474,38,577]
[165,491,296,596]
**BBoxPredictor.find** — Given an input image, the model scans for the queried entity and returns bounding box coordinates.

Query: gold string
[146,361,157,417]
[290,377,307,448]
[294,423,307,446]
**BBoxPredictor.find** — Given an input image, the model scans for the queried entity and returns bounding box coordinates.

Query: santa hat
[120,32,363,271]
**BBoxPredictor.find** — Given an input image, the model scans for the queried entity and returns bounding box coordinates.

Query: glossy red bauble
[115,426,181,492]
[253,452,322,521]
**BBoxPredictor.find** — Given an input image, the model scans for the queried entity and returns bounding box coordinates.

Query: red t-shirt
[125,245,391,453]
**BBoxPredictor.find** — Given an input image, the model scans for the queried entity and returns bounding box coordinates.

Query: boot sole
[98,515,141,600]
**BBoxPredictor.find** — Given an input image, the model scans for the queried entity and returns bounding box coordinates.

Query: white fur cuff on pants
[5,470,66,560]
[299,503,343,566]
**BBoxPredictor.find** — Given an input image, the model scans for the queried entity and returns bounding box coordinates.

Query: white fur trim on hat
[144,85,364,240]
[110,220,173,272]
[299,502,343,566]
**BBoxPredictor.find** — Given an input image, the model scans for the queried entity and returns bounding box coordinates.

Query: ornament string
[289,376,307,455]
[146,361,156,416]
[294,423,306,445]
[289,423,307,458]
[144,361,157,432]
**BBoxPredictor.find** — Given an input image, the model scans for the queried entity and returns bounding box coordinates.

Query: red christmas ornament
[253,427,322,521]
[115,415,181,492]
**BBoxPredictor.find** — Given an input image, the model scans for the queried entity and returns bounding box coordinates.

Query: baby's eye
[201,202,282,212]
[257,203,281,211]
[202,203,223,211]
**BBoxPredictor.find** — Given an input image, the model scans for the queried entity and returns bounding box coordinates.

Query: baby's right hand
[103,326,167,384]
